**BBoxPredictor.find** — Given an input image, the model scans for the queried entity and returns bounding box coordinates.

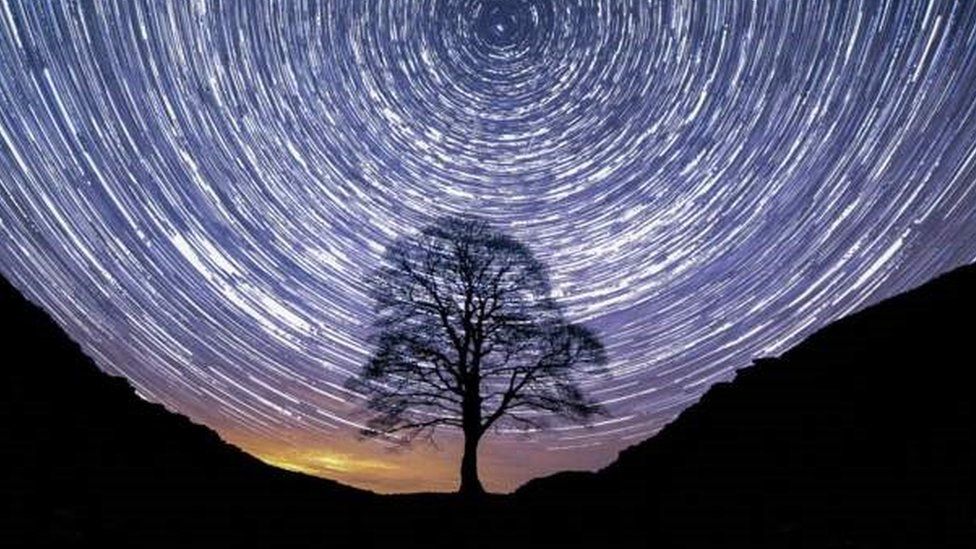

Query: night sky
[2,0,976,493]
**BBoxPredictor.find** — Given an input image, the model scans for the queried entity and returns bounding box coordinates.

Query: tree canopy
[347,215,608,495]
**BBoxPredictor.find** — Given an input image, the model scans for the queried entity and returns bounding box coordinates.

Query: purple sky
[1,0,975,492]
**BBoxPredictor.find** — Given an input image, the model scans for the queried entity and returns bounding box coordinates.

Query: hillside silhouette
[0,276,379,546]
[516,263,975,547]
[3,264,975,547]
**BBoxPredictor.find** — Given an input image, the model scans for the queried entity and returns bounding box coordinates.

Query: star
[0,0,974,493]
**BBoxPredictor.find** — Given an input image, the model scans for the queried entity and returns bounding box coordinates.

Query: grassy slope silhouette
[516,263,975,547]
[0,276,378,546]
[3,264,974,547]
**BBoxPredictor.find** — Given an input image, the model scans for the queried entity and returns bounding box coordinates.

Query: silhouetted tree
[347,216,608,496]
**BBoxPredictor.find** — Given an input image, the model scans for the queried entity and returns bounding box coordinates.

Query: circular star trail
[1,1,975,493]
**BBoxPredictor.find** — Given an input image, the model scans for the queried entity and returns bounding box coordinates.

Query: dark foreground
[2,265,974,548]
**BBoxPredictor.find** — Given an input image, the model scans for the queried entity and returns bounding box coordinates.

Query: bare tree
[347,216,608,496]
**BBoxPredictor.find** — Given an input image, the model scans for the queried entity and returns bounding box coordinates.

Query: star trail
[2,0,976,493]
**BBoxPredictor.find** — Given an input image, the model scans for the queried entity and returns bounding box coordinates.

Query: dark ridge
[516,263,976,547]
[0,276,376,546]
[3,263,975,547]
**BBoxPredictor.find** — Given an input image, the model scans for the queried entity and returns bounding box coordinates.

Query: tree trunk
[460,358,484,497]
[459,429,484,497]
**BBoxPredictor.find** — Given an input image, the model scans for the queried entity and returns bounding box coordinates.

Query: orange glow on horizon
[221,429,620,495]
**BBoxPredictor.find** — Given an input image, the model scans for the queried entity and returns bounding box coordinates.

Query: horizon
[2,0,976,493]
